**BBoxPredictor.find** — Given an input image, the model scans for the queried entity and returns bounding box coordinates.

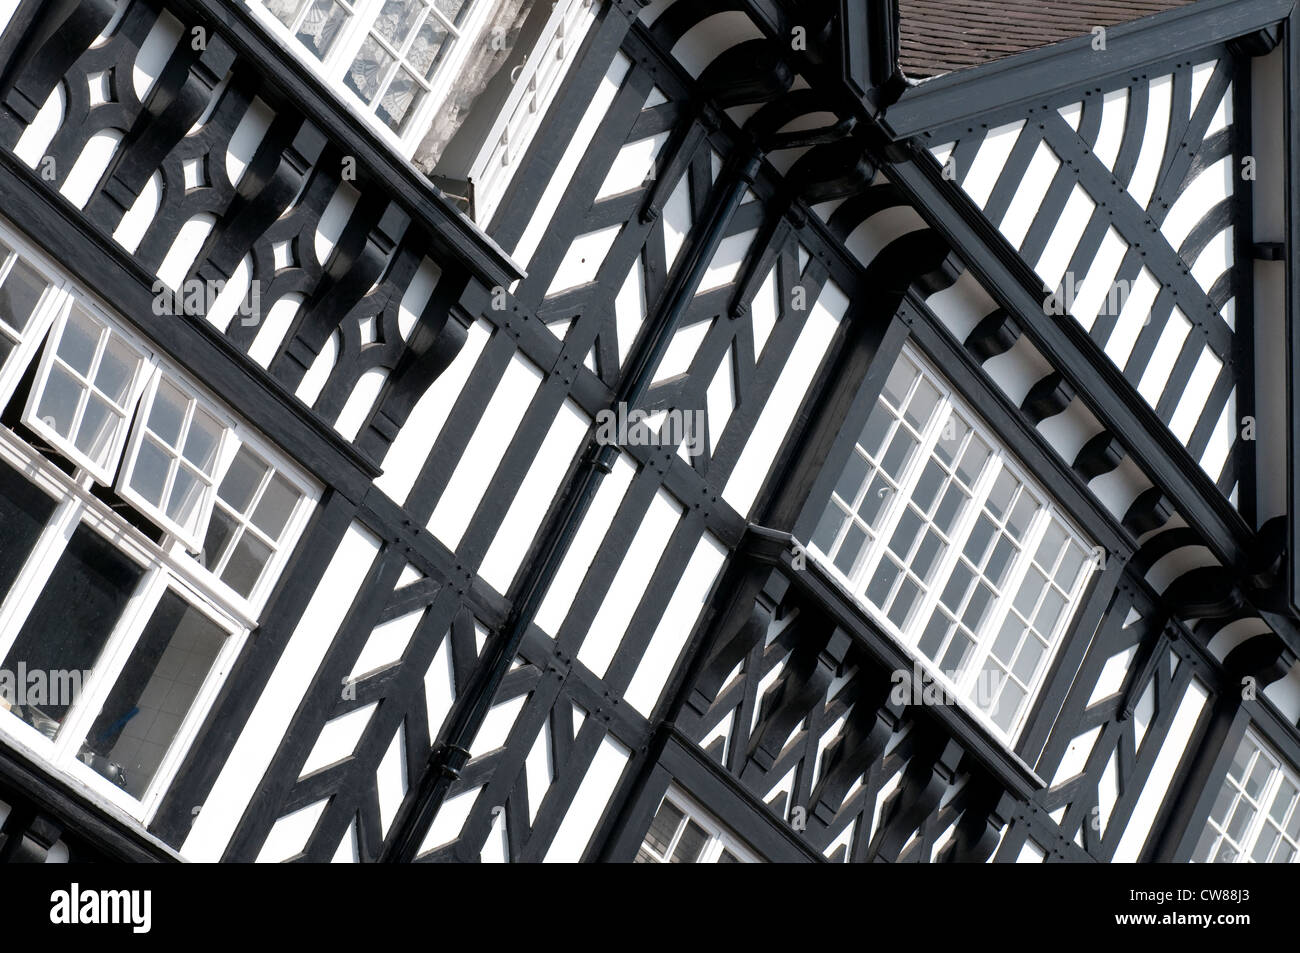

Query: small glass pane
[941,562,973,610]
[183,408,222,474]
[913,460,945,513]
[1271,780,1297,824]
[935,413,968,465]
[346,37,396,103]
[671,820,707,863]
[434,0,471,27]
[374,0,423,45]
[73,396,117,464]
[903,378,939,429]
[993,680,1025,730]
[881,359,915,407]
[857,405,892,457]
[956,437,989,485]
[96,336,138,405]
[986,534,1016,586]
[221,532,273,598]
[855,478,891,528]
[810,501,845,554]
[79,590,227,798]
[296,0,348,58]
[266,0,306,29]
[409,21,451,79]
[833,452,868,504]
[912,530,944,582]
[58,311,99,376]
[938,631,974,676]
[200,507,239,570]
[1014,570,1046,618]
[1007,492,1038,539]
[961,583,993,630]
[991,616,1022,663]
[888,507,922,558]
[1245,757,1273,799]
[1036,521,1066,569]
[917,612,949,660]
[252,473,301,540]
[932,484,967,536]
[986,469,1017,519]
[640,800,684,859]
[148,380,187,447]
[0,258,48,334]
[1035,587,1066,634]
[378,69,424,132]
[963,515,995,565]
[1012,636,1045,684]
[1057,541,1086,590]
[865,557,900,607]
[131,438,171,507]
[887,577,920,628]
[218,447,269,512]
[165,465,205,528]
[1229,738,1255,780]
[34,364,83,439]
[880,430,916,481]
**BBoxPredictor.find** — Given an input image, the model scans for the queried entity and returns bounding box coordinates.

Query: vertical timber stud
[378,143,765,863]
[1287,8,1300,615]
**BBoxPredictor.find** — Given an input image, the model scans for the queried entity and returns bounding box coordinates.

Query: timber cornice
[882,0,1295,140]
[0,149,380,502]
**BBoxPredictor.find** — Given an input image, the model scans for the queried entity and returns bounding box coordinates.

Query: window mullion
[959,487,1048,700]
[924,450,1001,673]
[853,396,948,603]
[0,495,82,664]
[325,0,382,75]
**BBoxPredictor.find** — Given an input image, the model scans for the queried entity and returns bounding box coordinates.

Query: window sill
[0,728,180,861]
[740,523,1046,800]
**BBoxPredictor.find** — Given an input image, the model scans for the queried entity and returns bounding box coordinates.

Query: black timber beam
[0,737,177,862]
[882,146,1262,599]
[744,528,1043,802]
[1284,9,1300,619]
[0,149,378,502]
[171,0,522,290]
[882,0,1294,139]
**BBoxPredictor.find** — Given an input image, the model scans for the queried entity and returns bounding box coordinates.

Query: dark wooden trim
[169,0,522,289]
[882,0,1294,140]
[0,150,379,502]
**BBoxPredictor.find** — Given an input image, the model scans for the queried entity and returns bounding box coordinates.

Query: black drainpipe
[380,134,763,863]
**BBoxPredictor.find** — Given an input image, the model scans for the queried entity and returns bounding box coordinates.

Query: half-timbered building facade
[0,0,1297,865]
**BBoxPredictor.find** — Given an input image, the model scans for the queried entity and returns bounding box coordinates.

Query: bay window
[0,223,317,820]
[1195,731,1300,864]
[807,345,1096,741]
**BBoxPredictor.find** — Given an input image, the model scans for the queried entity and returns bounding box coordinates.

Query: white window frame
[636,786,760,863]
[0,439,244,821]
[1196,729,1300,864]
[808,344,1097,744]
[21,301,153,483]
[246,0,500,160]
[116,371,240,552]
[0,235,64,410]
[0,219,320,822]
